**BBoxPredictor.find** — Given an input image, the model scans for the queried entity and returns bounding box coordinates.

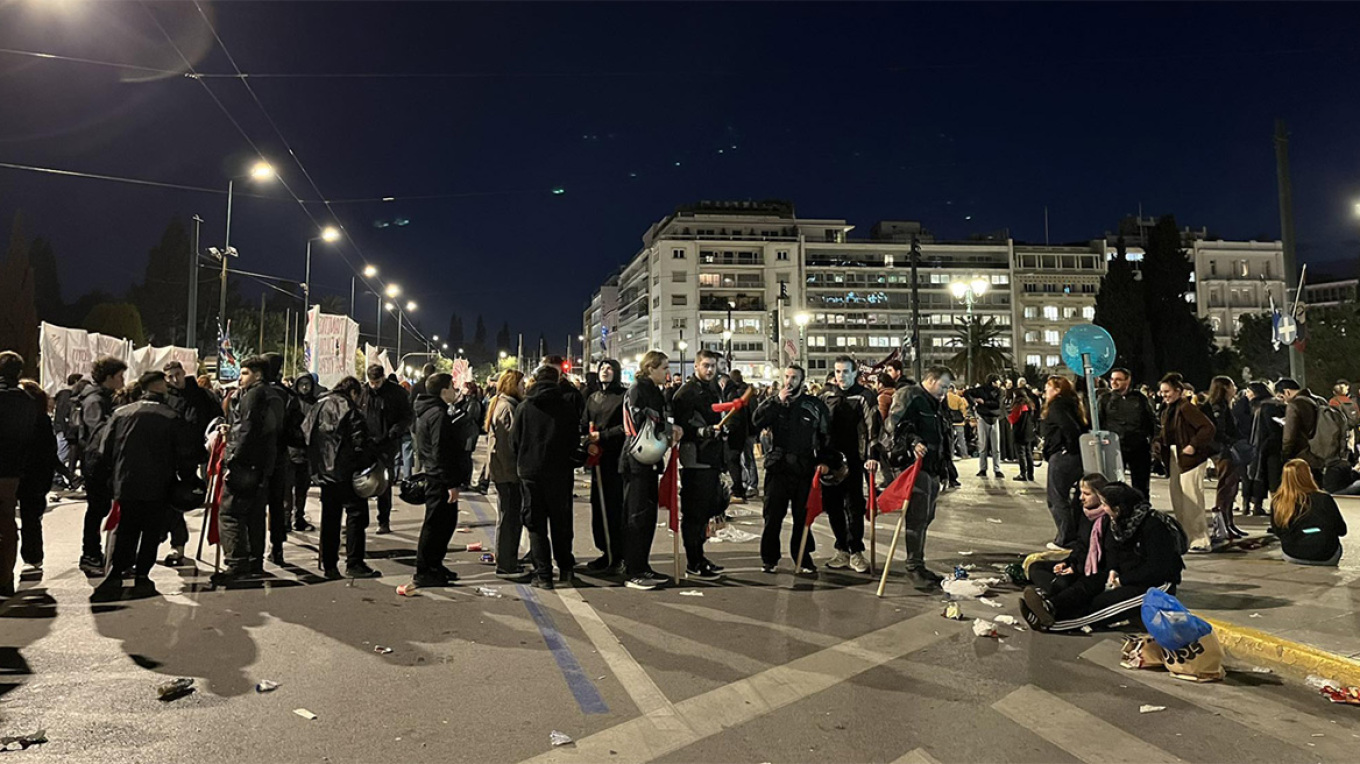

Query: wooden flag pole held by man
[874,460,923,597]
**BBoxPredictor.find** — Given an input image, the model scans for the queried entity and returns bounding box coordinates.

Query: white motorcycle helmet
[628,418,670,465]
[352,463,390,499]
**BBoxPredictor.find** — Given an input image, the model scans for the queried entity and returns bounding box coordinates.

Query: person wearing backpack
[1329,381,1360,459]
[1278,378,1345,480]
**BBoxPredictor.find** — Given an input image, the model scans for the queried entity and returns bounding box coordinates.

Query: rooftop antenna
[1044,206,1050,245]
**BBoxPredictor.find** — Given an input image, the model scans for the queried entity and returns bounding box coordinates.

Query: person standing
[362,365,414,535]
[78,356,126,576]
[620,351,678,590]
[89,371,197,600]
[1007,378,1040,482]
[818,355,879,573]
[1099,368,1157,499]
[288,374,319,531]
[215,356,284,584]
[16,380,58,579]
[720,370,755,503]
[408,373,475,588]
[0,353,41,598]
[304,376,380,579]
[945,385,970,461]
[487,370,530,581]
[262,354,303,566]
[1153,372,1216,553]
[967,374,1004,478]
[670,349,726,581]
[1204,376,1244,539]
[512,365,582,589]
[883,365,954,590]
[755,364,839,574]
[1277,379,1325,476]
[52,373,84,489]
[1245,382,1286,516]
[1041,376,1088,551]
[583,359,627,573]
[161,361,213,566]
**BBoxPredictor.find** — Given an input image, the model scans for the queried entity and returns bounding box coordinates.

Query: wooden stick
[868,467,877,575]
[795,523,811,576]
[593,464,612,567]
[876,509,908,597]
[673,521,681,581]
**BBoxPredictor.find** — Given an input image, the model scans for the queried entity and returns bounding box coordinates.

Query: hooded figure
[288,373,320,531]
[582,359,627,571]
[512,365,583,588]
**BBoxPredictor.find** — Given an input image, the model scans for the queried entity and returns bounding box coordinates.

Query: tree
[947,316,1012,385]
[474,315,487,347]
[28,237,63,323]
[83,302,146,346]
[1094,238,1153,384]
[496,321,511,353]
[0,212,39,375]
[1303,306,1360,389]
[446,313,464,347]
[1141,215,1217,387]
[1229,313,1287,382]
[130,217,193,346]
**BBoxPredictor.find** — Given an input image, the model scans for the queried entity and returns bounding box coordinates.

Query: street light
[215,160,276,358]
[950,277,990,386]
[351,264,379,321]
[794,311,810,363]
[678,332,689,380]
[249,161,275,181]
[304,226,341,319]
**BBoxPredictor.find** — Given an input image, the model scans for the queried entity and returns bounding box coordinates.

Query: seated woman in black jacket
[1271,459,1347,566]
[1021,482,1185,633]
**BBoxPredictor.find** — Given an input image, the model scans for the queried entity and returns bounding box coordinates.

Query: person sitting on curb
[1027,473,1108,594]
[1021,482,1185,633]
[1270,458,1347,567]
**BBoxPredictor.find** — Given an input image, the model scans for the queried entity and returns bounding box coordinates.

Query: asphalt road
[3,463,1358,763]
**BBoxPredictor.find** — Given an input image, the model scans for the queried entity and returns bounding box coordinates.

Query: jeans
[1045,452,1084,548]
[679,467,720,568]
[101,499,168,584]
[522,473,576,579]
[823,460,866,554]
[902,471,941,570]
[319,482,369,569]
[1168,450,1211,549]
[977,418,1001,474]
[1214,457,1240,514]
[1015,439,1035,480]
[19,494,45,566]
[622,469,659,577]
[399,435,414,481]
[761,467,815,568]
[741,439,759,496]
[415,486,458,578]
[494,481,525,574]
[951,426,968,459]
[724,441,747,499]
[166,506,190,548]
[588,455,625,564]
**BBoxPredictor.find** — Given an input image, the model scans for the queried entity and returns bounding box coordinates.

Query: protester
[818,355,879,573]
[0,353,42,598]
[1006,378,1040,482]
[1041,375,1087,551]
[16,380,58,578]
[363,365,414,535]
[583,359,627,573]
[729,370,759,499]
[966,374,1004,478]
[945,385,970,461]
[883,365,954,590]
[52,373,84,489]
[216,356,284,584]
[1270,459,1347,566]
[542,355,586,420]
[288,374,319,531]
[304,376,379,579]
[78,356,126,576]
[1203,376,1244,539]
[1099,368,1157,498]
[407,373,476,588]
[1245,381,1286,516]
[1153,372,1215,553]
[720,370,754,503]
[620,351,677,590]
[486,370,530,582]
[160,361,213,566]
[1021,482,1185,632]
[670,349,727,580]
[90,370,197,601]
[1028,473,1109,593]
[875,371,896,424]
[512,365,581,589]
[754,364,835,573]
[260,354,304,566]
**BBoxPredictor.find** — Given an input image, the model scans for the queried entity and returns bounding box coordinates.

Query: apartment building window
[1024,331,1039,343]
[652,273,659,286]
[671,318,687,329]
[1063,307,1078,319]
[736,318,762,334]
[671,295,687,306]
[777,250,789,261]
[652,296,660,308]
[1046,354,1061,368]
[700,318,725,334]
[1043,306,1059,321]
[1209,260,1217,276]
[884,255,894,267]
[1044,330,1060,345]
[1082,306,1095,320]
[673,271,687,283]
[697,273,720,287]
[672,248,686,259]
[1240,260,1249,277]
[808,336,826,348]
[1023,306,1039,319]
[869,336,893,348]
[1026,354,1042,368]
[1264,262,1272,279]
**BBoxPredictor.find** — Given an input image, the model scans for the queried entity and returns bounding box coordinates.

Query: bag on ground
[1161,631,1226,683]
[1119,635,1165,671]
[1141,588,1213,651]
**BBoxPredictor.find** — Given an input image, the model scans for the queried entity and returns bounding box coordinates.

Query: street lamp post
[352,264,377,322]
[950,277,991,386]
[794,312,810,364]
[304,226,341,320]
[678,332,688,380]
[218,161,275,335]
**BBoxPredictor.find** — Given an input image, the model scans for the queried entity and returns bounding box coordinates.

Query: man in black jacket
[262,354,303,566]
[305,376,379,579]
[90,371,197,600]
[288,374,319,531]
[583,359,627,573]
[966,374,1004,479]
[0,352,41,598]
[513,365,582,589]
[161,361,213,566]
[818,355,880,573]
[670,349,726,581]
[78,356,126,575]
[363,365,414,534]
[216,356,284,584]
[755,364,840,573]
[52,373,84,489]
[884,365,955,590]
[409,373,475,588]
[719,372,754,503]
[1099,368,1157,497]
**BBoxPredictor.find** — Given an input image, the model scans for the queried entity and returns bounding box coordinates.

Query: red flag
[866,469,878,520]
[659,449,680,532]
[584,425,602,468]
[206,437,226,546]
[805,471,823,527]
[103,500,121,532]
[876,460,922,516]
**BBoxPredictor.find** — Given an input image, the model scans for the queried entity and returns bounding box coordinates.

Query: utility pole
[1275,119,1305,385]
[910,235,923,381]
[259,293,266,352]
[188,215,202,349]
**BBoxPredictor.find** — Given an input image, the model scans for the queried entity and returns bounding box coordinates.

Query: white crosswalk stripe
[993,685,1183,764]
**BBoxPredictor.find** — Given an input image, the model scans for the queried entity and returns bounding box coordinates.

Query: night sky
[2,1,1358,348]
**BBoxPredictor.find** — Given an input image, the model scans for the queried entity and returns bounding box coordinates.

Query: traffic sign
[1061,324,1116,377]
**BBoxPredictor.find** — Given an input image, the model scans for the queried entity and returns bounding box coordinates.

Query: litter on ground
[972,619,1002,638]
[157,677,195,702]
[978,597,1004,609]
[678,590,705,597]
[549,730,574,747]
[294,709,318,720]
[373,645,394,655]
[476,587,505,598]
[255,680,280,693]
[711,526,759,543]
[1139,705,1167,714]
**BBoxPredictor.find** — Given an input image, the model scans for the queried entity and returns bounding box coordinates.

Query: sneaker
[1022,586,1056,630]
[412,573,450,588]
[531,576,555,590]
[495,569,533,583]
[993,471,1005,479]
[1188,543,1213,554]
[209,569,251,587]
[848,552,870,573]
[20,562,43,576]
[269,546,285,566]
[797,564,818,575]
[1045,542,1069,552]
[559,569,575,585]
[976,470,987,478]
[375,524,392,535]
[826,550,851,569]
[163,548,185,567]
[583,556,612,572]
[761,564,777,574]
[686,564,721,581]
[1012,474,1027,482]
[320,566,344,580]
[345,563,382,579]
[948,480,962,489]
[905,568,941,591]
[625,575,660,591]
[293,519,316,532]
[702,560,724,573]
[79,553,105,576]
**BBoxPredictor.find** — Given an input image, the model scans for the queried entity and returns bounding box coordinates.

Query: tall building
[1189,240,1286,347]
[1012,243,1107,373]
[1301,278,1357,308]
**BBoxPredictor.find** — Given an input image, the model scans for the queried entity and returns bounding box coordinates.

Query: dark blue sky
[2,1,1358,347]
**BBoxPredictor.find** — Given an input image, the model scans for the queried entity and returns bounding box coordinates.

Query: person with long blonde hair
[1040,375,1088,551]
[1271,459,1347,566]
[487,369,530,581]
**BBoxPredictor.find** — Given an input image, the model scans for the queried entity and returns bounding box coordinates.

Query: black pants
[1049,577,1173,632]
[761,467,815,568]
[291,461,311,522]
[902,471,941,570]
[724,441,747,499]
[319,482,369,569]
[522,473,575,579]
[622,469,659,577]
[220,479,267,573]
[375,452,397,526]
[1016,439,1035,480]
[166,506,189,548]
[679,467,719,568]
[82,489,112,558]
[494,481,525,574]
[103,499,168,583]
[1121,438,1152,499]
[19,495,44,566]
[1045,452,1084,548]
[265,460,291,550]
[823,460,866,554]
[588,455,625,564]
[415,486,458,579]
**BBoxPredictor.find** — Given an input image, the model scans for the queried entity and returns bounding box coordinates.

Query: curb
[1206,616,1360,688]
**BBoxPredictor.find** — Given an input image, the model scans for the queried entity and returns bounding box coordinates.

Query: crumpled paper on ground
[941,577,1001,600]
[972,618,1002,638]
[710,526,759,543]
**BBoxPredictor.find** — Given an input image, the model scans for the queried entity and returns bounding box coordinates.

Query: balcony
[700,295,766,312]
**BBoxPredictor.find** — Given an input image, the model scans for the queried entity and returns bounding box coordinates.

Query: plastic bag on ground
[942,577,999,600]
[1141,588,1213,651]
[549,730,574,747]
[711,526,759,543]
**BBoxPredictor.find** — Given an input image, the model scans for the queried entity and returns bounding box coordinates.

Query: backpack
[1152,510,1190,556]
[1309,400,1349,467]
[1335,398,1360,430]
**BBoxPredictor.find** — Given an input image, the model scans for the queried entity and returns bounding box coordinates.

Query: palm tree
[947,315,1013,385]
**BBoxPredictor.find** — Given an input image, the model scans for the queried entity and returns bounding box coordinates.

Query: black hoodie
[413,393,474,489]
[288,374,319,464]
[513,379,581,480]
[583,359,627,463]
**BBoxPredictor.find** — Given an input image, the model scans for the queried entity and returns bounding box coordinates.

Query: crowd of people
[0,346,1348,619]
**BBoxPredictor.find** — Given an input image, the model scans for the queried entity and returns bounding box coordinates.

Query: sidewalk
[914,461,1360,687]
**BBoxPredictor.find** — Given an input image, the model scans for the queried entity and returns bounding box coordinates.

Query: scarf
[1084,504,1106,576]
[1109,500,1155,544]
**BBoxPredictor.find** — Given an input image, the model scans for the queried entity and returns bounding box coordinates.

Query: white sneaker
[826,550,851,569]
[21,563,42,575]
[1045,543,1068,552]
[848,552,869,573]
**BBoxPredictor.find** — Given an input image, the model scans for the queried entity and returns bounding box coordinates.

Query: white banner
[39,322,194,395]
[129,345,199,379]
[306,307,359,389]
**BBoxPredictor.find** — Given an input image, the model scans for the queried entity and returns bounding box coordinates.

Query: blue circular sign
[1061,324,1117,377]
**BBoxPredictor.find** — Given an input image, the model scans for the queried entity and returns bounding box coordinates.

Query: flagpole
[868,468,877,575]
[876,510,908,597]
[795,525,812,578]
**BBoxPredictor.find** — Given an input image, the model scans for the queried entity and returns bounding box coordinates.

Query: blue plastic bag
[1141,588,1212,651]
